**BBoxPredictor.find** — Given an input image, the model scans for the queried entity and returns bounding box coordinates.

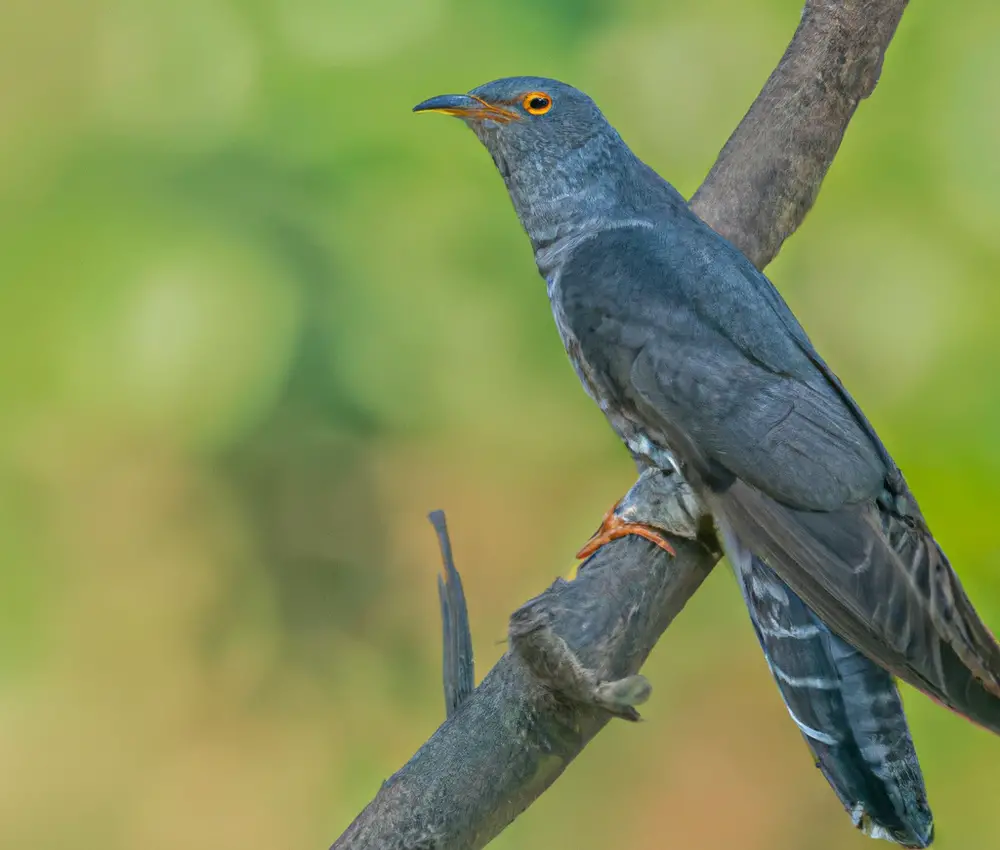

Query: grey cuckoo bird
[415,77,999,846]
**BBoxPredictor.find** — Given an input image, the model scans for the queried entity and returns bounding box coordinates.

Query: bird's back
[550,217,889,511]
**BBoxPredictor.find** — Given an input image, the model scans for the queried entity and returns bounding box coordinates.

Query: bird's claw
[576,501,677,560]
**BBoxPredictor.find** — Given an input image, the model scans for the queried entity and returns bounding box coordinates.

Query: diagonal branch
[334,472,714,850]
[332,1,909,847]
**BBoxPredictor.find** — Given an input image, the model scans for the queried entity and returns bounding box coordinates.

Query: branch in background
[332,1,909,847]
[432,510,475,718]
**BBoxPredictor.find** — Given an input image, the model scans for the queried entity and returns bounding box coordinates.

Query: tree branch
[332,1,909,846]
[334,472,714,850]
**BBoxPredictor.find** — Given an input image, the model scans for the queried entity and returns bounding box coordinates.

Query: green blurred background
[2,0,999,847]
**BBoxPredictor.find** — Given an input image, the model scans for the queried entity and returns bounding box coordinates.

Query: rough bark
[332,1,909,847]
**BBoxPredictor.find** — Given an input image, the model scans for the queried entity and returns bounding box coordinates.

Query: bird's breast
[547,285,606,412]
[547,278,677,472]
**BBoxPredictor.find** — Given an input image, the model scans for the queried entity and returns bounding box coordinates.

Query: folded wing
[557,222,1000,728]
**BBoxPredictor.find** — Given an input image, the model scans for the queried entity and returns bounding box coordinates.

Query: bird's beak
[412,94,520,124]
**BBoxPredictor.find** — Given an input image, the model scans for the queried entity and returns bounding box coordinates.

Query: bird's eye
[522,92,552,115]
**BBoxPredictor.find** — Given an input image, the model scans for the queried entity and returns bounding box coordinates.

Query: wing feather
[554,222,1000,729]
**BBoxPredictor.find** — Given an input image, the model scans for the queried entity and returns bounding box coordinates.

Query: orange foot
[576,501,677,560]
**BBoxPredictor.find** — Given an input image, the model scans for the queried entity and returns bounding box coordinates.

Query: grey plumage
[415,76,1000,843]
[554,221,1000,724]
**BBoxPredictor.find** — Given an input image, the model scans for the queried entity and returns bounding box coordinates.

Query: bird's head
[413,76,685,257]
[414,77,639,246]
[413,77,609,162]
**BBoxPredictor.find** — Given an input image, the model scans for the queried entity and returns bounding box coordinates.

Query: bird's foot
[576,500,677,560]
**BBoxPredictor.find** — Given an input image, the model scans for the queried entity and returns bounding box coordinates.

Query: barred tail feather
[735,553,932,847]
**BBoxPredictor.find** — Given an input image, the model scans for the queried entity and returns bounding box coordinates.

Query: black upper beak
[412,94,483,116]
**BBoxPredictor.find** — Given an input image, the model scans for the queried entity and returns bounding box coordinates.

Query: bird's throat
[497,132,638,251]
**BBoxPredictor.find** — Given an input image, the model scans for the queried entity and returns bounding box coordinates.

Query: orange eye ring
[522,92,552,116]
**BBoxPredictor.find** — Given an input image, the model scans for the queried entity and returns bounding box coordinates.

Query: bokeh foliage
[1,0,999,847]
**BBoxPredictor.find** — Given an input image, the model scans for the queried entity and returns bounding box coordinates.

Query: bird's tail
[735,553,933,847]
[715,479,1000,736]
